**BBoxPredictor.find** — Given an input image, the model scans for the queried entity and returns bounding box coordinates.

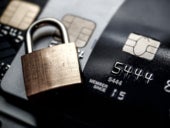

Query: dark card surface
[84,0,170,125]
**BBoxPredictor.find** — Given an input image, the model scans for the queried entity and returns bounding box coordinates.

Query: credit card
[84,0,170,126]
[0,0,48,82]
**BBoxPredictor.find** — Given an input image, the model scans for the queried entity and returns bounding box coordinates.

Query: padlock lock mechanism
[26,18,69,53]
[22,18,81,97]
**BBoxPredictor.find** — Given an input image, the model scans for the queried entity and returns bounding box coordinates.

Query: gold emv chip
[62,15,96,48]
[0,0,40,30]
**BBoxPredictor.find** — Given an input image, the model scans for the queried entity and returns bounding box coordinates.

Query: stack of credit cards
[0,0,124,127]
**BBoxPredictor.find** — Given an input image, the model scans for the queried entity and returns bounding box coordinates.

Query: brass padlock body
[22,42,81,96]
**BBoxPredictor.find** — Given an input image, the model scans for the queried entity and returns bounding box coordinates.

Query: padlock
[21,18,82,97]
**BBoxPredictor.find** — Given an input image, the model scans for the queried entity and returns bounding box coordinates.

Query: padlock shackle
[26,18,69,53]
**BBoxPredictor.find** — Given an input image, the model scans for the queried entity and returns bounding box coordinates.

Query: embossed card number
[111,61,154,84]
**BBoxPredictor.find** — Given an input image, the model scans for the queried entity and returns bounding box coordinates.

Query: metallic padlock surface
[22,18,81,97]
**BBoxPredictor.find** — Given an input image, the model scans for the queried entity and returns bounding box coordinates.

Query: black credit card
[84,0,170,126]
[0,0,48,82]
